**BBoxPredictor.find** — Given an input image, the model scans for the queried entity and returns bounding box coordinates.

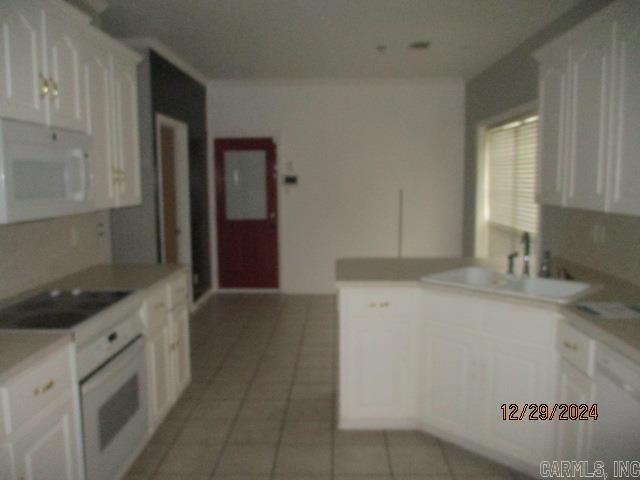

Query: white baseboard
[338,417,420,430]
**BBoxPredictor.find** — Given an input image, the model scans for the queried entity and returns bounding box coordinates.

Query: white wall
[0,211,111,300]
[208,79,465,293]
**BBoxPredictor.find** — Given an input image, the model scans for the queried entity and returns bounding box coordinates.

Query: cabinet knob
[50,78,59,97]
[39,74,50,98]
[562,340,579,351]
[33,379,55,396]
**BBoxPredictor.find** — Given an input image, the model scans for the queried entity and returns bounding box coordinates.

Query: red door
[215,138,279,288]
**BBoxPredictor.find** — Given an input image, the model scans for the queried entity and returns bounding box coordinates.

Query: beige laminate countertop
[336,257,640,365]
[0,263,185,383]
[0,331,71,384]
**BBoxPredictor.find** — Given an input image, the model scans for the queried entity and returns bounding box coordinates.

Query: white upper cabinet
[0,0,142,211]
[565,24,612,211]
[535,0,640,216]
[0,3,47,124]
[44,10,84,131]
[83,43,116,209]
[537,50,569,206]
[112,57,141,207]
[607,12,640,215]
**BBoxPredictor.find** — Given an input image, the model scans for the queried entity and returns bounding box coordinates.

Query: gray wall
[110,49,161,264]
[462,0,640,286]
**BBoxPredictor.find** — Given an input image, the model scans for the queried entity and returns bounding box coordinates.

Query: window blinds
[486,115,539,233]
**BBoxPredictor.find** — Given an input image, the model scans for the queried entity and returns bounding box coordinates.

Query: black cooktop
[0,290,133,329]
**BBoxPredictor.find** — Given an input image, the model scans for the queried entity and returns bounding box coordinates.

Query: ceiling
[99,0,581,80]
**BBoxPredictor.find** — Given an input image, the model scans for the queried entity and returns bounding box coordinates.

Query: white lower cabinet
[339,285,560,472]
[12,395,80,480]
[339,288,420,428]
[0,342,82,480]
[486,339,556,463]
[555,360,595,460]
[146,319,173,428]
[142,271,191,435]
[423,325,486,442]
[170,305,191,398]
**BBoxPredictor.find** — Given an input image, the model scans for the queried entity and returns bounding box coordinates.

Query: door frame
[214,136,280,291]
[155,114,194,303]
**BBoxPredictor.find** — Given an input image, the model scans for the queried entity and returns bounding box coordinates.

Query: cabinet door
[556,360,594,460]
[537,56,569,206]
[0,443,15,480]
[423,324,485,441]
[83,45,117,209]
[170,305,191,400]
[13,397,80,480]
[146,323,172,430]
[340,314,420,425]
[486,340,557,465]
[0,4,47,124]
[608,12,640,215]
[44,12,83,131]
[112,59,141,207]
[565,27,612,211]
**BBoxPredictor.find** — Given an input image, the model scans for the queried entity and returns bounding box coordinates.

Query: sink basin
[422,266,597,304]
[494,277,595,304]
[422,267,510,289]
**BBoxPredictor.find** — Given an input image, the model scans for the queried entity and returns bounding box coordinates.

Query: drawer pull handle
[33,379,55,396]
[563,341,579,351]
[368,301,390,309]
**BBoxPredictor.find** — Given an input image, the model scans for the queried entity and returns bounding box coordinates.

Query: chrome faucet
[521,232,531,277]
[507,251,518,275]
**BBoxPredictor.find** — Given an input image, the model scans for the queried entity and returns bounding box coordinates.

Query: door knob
[269,212,277,227]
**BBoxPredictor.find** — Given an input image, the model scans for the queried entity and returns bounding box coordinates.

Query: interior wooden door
[160,126,178,263]
[215,138,279,288]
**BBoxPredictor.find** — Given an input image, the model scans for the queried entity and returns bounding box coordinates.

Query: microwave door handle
[68,148,86,201]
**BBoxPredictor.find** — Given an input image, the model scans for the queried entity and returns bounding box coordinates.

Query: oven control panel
[76,311,143,381]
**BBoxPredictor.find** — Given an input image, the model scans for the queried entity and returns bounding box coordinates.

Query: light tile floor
[125,294,524,480]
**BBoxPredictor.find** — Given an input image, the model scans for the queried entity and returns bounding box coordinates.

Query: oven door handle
[81,337,143,396]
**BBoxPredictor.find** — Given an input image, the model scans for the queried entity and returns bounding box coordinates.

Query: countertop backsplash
[0,211,111,301]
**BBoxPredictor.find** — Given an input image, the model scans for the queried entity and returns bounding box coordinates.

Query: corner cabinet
[0,0,142,211]
[534,0,640,216]
[338,287,421,429]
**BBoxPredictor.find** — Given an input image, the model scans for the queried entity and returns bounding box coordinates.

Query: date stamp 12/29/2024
[500,403,598,421]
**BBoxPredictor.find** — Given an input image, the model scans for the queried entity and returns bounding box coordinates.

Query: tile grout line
[268,298,312,480]
[440,438,457,480]
[383,430,396,480]
[147,311,256,480]
[207,298,288,479]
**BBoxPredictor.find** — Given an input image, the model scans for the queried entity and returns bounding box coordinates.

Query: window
[486,115,539,233]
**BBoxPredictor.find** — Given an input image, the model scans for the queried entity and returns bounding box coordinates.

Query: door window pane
[224,150,267,220]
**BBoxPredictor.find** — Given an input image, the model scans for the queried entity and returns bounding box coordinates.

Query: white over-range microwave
[0,118,94,224]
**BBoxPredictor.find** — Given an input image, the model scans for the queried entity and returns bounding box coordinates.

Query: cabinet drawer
[1,345,72,435]
[166,274,188,310]
[342,288,420,316]
[558,322,596,377]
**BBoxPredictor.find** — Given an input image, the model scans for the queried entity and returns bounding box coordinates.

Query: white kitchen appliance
[0,118,93,224]
[0,288,148,480]
[590,343,640,473]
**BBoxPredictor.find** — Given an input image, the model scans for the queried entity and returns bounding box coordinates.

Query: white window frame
[474,100,541,259]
